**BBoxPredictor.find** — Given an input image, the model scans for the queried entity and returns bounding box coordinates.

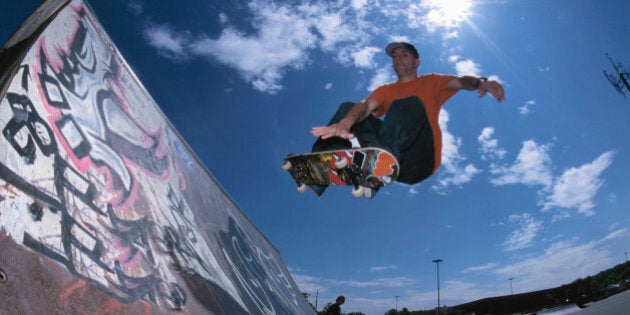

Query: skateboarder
[312,42,505,186]
[324,295,345,315]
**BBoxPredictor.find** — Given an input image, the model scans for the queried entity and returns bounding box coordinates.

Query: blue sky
[2,0,629,314]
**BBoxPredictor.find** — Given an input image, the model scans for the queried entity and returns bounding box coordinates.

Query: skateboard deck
[282,147,399,198]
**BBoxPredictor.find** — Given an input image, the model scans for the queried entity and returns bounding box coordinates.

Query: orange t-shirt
[367,73,458,174]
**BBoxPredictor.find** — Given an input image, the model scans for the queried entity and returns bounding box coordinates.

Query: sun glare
[422,0,473,29]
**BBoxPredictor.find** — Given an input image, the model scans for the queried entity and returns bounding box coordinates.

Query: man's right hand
[311,123,354,140]
[311,99,377,140]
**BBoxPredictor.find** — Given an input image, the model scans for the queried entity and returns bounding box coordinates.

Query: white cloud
[218,12,228,25]
[369,265,397,273]
[447,54,481,76]
[478,127,506,161]
[541,151,615,216]
[328,276,416,288]
[455,58,481,76]
[462,262,498,273]
[502,213,543,251]
[292,272,415,295]
[519,100,535,115]
[351,46,381,68]
[138,0,479,95]
[494,229,628,293]
[189,1,324,94]
[603,228,628,241]
[489,143,614,218]
[324,82,333,90]
[142,2,366,94]
[313,11,360,51]
[127,1,143,15]
[490,140,553,187]
[351,0,368,11]
[407,0,472,39]
[143,24,191,61]
[388,35,411,43]
[367,67,394,92]
[432,110,481,193]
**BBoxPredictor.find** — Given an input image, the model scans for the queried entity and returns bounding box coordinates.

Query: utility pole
[432,259,443,315]
[603,53,629,97]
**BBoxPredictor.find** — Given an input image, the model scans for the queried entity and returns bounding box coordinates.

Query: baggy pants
[312,96,435,184]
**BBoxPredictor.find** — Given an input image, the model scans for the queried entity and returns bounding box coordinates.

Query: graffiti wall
[0,1,312,314]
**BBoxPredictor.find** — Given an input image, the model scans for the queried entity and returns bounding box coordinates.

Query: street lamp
[432,259,443,315]
[509,278,514,295]
[395,295,399,311]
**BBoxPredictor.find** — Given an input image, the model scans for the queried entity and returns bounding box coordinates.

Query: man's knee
[386,96,425,124]
[396,162,433,184]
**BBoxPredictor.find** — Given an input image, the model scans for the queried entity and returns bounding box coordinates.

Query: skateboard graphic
[282,147,399,198]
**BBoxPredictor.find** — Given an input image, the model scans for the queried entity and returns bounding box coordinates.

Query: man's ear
[415,59,421,67]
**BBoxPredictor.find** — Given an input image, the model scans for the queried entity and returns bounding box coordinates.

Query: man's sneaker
[349,137,361,148]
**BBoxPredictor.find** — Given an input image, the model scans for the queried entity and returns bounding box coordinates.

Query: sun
[422,0,473,30]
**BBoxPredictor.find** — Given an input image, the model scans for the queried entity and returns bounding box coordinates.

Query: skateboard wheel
[381,176,392,185]
[363,187,374,199]
[281,160,292,171]
[334,157,348,169]
[297,183,308,193]
[351,186,364,198]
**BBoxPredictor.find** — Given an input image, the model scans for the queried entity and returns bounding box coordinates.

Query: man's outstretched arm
[448,75,505,102]
[311,98,379,140]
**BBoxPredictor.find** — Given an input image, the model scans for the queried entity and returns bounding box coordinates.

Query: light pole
[509,278,514,295]
[432,259,443,315]
[395,295,399,311]
[625,251,628,263]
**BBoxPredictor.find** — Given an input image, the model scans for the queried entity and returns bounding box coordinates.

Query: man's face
[391,47,420,75]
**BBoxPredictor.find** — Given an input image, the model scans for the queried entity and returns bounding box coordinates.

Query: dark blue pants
[312,97,435,184]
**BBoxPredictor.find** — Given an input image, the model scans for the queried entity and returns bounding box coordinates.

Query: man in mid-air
[311,42,505,192]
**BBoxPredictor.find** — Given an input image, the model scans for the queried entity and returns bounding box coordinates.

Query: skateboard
[282,147,399,198]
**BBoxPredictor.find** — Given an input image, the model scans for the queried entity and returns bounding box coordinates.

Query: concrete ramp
[0,1,313,314]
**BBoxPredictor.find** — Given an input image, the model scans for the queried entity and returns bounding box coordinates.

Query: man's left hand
[479,80,505,102]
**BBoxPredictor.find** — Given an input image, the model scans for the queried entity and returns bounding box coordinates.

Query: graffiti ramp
[0,0,314,314]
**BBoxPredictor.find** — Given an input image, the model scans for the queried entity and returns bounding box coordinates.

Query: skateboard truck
[345,154,383,199]
[282,161,308,192]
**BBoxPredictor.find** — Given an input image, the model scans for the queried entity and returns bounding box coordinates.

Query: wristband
[476,77,488,89]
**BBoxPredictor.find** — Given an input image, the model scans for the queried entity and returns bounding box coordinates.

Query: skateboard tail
[373,151,398,177]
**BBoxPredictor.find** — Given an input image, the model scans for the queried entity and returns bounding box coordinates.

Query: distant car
[576,281,628,307]
[606,283,623,295]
